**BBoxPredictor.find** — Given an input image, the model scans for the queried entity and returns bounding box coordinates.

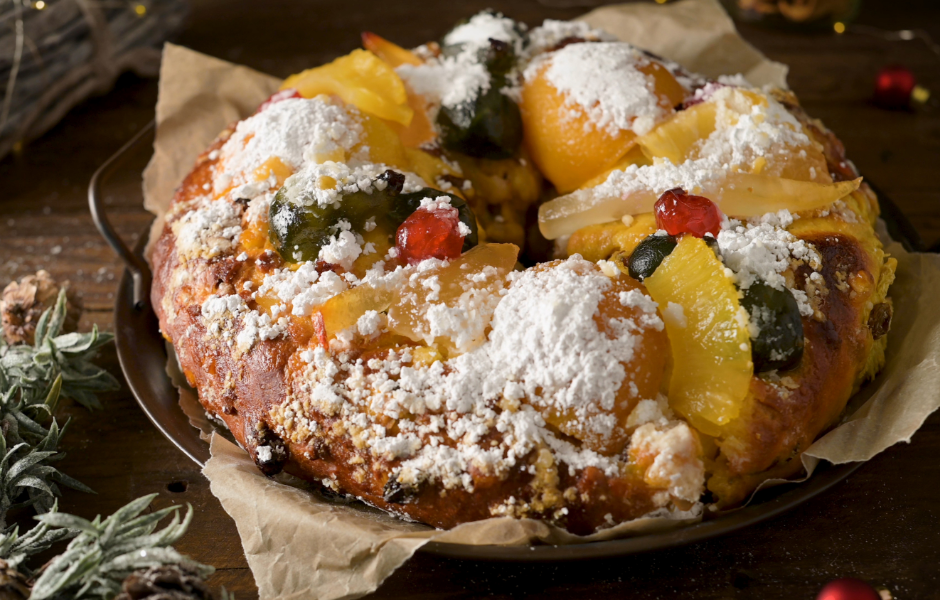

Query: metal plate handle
[88,120,156,310]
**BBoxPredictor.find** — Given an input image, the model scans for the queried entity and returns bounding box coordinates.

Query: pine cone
[0,270,81,345]
[0,559,30,600]
[115,565,214,600]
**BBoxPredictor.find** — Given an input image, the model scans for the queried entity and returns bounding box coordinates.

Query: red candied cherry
[654,187,723,238]
[256,88,302,113]
[396,206,465,265]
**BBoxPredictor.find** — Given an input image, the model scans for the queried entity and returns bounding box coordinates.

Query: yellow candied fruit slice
[565,212,657,262]
[356,112,410,171]
[355,114,454,188]
[282,49,413,126]
[637,101,717,165]
[253,156,293,187]
[637,88,830,184]
[717,173,861,217]
[643,236,753,436]
[577,145,652,191]
[360,33,436,148]
[388,243,519,355]
[317,284,394,340]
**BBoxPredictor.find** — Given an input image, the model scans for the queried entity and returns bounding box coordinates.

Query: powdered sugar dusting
[443,11,526,54]
[216,97,362,195]
[531,42,667,136]
[717,210,821,316]
[525,19,616,57]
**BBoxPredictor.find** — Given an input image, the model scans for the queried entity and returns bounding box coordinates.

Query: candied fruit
[654,188,722,238]
[628,234,678,281]
[396,206,465,265]
[388,243,519,354]
[256,88,302,113]
[643,236,753,436]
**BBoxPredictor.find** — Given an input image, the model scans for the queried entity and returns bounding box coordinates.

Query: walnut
[0,270,82,345]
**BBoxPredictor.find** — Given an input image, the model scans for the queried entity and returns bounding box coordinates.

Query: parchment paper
[141,1,940,598]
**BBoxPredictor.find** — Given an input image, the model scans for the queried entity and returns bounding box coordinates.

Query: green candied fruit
[269,170,478,264]
[628,234,678,281]
[740,279,805,373]
[437,38,523,160]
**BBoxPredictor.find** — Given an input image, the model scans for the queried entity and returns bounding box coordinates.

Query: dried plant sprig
[0,503,75,574]
[0,376,92,529]
[0,417,93,529]
[0,289,119,410]
[29,494,213,600]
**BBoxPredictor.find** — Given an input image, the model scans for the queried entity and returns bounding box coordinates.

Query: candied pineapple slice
[643,236,753,436]
[282,49,413,126]
[638,88,830,183]
[388,243,519,354]
[637,102,717,165]
[317,284,394,339]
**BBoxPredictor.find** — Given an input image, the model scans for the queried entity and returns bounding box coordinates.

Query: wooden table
[1,0,938,597]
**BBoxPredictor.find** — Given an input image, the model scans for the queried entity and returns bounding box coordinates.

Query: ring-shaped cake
[151,12,896,534]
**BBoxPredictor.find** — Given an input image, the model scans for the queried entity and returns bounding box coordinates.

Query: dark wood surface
[2,1,939,597]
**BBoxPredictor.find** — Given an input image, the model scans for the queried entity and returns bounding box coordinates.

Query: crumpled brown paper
[142,1,940,598]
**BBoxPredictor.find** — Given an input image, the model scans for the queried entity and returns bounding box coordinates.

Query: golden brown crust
[708,231,882,503]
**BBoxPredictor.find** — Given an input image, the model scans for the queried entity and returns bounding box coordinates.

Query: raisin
[868,302,892,340]
[383,473,419,504]
[246,420,288,477]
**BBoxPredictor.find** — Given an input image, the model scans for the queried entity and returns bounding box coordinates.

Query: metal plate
[104,134,917,562]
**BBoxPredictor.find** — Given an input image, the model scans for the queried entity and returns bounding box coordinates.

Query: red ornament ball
[256,88,303,113]
[873,65,917,110]
[396,206,465,265]
[654,188,723,238]
[816,578,881,600]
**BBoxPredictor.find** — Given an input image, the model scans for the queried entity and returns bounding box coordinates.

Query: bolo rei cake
[151,11,896,534]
